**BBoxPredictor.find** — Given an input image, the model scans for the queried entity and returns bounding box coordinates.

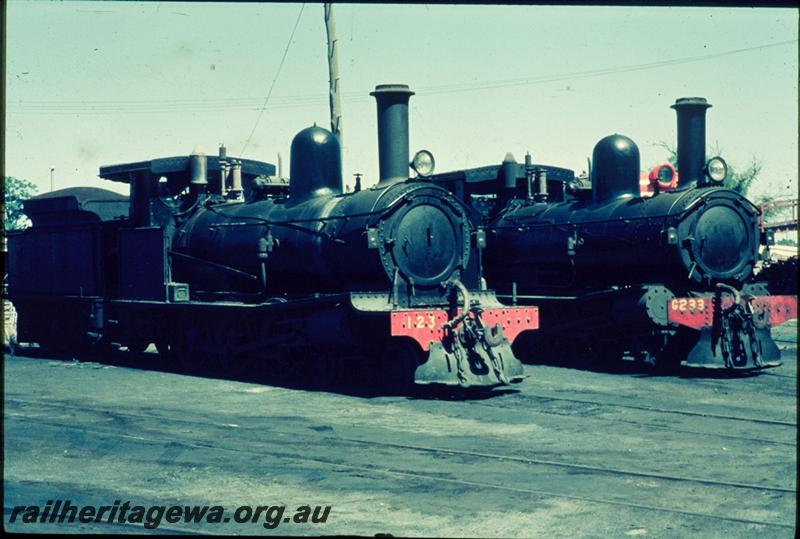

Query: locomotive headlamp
[704,156,728,183]
[410,150,436,177]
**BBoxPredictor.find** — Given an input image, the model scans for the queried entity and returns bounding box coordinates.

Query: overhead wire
[239,3,306,157]
[417,39,799,95]
[7,39,796,115]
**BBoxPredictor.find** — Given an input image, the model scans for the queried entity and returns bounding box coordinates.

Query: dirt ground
[3,321,796,537]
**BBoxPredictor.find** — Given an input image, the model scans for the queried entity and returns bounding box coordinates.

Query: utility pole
[324,3,342,145]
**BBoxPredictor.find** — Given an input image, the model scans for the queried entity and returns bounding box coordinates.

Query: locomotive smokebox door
[377,195,469,291]
[686,203,755,282]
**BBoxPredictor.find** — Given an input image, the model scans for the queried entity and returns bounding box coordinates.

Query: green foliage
[3,176,38,231]
[653,141,679,169]
[722,156,762,196]
[653,141,762,197]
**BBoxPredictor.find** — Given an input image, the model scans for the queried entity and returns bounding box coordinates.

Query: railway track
[5,410,794,532]
[8,352,798,447]
[8,371,797,447]
[500,391,797,427]
[467,399,795,447]
[17,345,799,406]
[5,395,796,494]
[5,352,796,535]
[762,370,796,379]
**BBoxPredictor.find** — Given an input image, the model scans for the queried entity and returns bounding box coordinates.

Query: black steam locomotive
[6,84,538,389]
[8,81,795,379]
[429,97,797,370]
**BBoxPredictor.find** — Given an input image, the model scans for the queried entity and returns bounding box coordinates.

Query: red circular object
[648,162,678,190]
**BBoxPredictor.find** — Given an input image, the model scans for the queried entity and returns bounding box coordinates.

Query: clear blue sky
[5,2,798,201]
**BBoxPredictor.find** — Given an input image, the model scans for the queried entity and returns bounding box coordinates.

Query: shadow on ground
[7,344,521,400]
[521,350,772,379]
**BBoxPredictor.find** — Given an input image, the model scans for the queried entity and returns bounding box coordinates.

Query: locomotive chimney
[370,84,414,184]
[672,97,711,188]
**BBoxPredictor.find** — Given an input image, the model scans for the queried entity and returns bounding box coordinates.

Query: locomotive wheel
[309,352,339,390]
[168,325,208,374]
[212,320,251,379]
[259,346,311,387]
[377,339,422,393]
[126,339,150,355]
[154,320,177,361]
[155,340,171,358]
[215,343,249,378]
[39,316,91,358]
[635,344,681,373]
[5,334,18,356]
[654,329,698,372]
[83,334,118,361]
[583,340,623,371]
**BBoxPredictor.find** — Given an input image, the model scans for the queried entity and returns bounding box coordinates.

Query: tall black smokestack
[370,84,414,184]
[672,97,711,188]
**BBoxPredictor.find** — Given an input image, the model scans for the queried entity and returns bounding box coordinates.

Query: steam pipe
[503,153,517,191]
[230,160,243,198]
[370,84,414,184]
[186,147,207,208]
[218,144,228,196]
[525,152,533,200]
[535,169,548,203]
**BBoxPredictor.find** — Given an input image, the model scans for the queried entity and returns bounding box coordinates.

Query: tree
[652,141,762,196]
[722,157,763,196]
[3,176,38,231]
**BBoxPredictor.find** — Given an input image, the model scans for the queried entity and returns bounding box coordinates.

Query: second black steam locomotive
[429,97,797,370]
[6,84,537,389]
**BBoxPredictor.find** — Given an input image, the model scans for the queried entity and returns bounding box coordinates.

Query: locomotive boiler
[431,97,797,371]
[171,127,472,300]
[486,134,757,292]
[7,84,538,389]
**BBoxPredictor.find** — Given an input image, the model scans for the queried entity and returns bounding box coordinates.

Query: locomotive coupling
[390,279,532,387]
[669,283,797,370]
[441,278,472,332]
